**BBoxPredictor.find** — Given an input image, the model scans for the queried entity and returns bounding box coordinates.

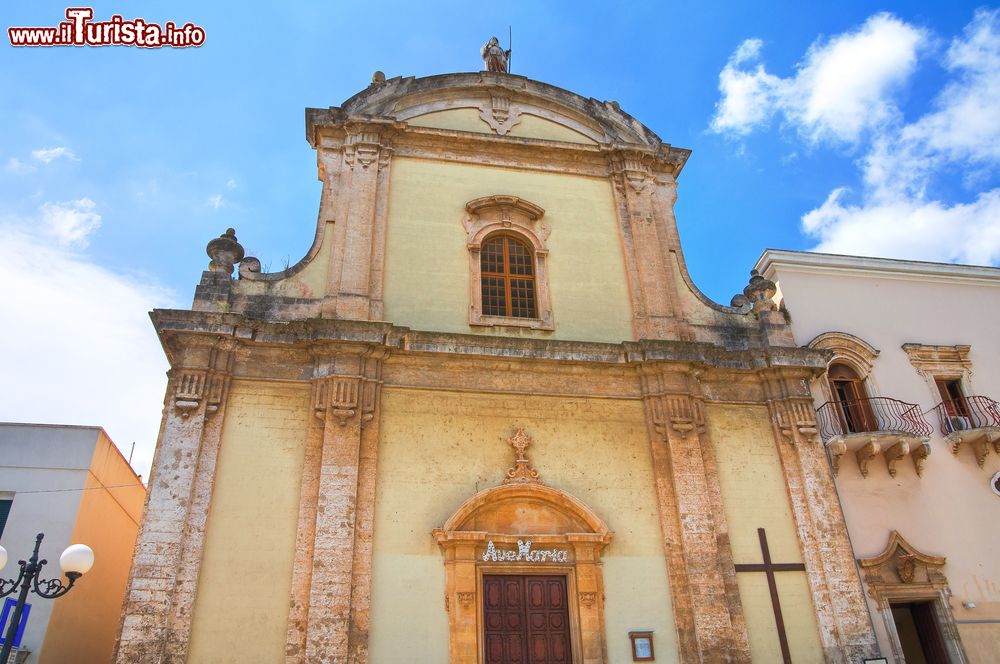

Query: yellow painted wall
[407,108,492,134]
[706,403,824,663]
[187,381,310,663]
[41,432,145,664]
[382,157,634,342]
[406,108,596,144]
[369,388,677,663]
[508,113,597,144]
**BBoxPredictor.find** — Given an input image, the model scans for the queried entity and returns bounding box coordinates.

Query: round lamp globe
[60,544,95,576]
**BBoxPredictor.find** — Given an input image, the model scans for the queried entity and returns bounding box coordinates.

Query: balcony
[817,397,933,478]
[931,396,1000,467]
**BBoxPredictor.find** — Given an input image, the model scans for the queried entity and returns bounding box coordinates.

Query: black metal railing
[817,396,932,443]
[931,395,1000,435]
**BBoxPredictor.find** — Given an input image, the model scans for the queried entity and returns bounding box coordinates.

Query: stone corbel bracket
[830,434,931,478]
[947,427,1000,468]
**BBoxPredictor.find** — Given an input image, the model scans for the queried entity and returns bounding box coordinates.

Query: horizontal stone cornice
[151,309,828,375]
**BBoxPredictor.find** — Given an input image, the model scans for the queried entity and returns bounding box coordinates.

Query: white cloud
[225,178,238,190]
[0,222,176,477]
[801,10,1000,264]
[5,157,36,175]
[40,198,102,247]
[710,39,785,135]
[864,9,1000,199]
[208,193,225,209]
[713,10,1000,266]
[711,13,926,144]
[31,146,78,163]
[803,187,1000,264]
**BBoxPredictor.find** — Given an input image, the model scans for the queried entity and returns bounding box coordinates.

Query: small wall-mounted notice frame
[629,631,654,661]
[863,658,888,664]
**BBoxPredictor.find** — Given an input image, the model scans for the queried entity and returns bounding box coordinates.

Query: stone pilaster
[114,336,236,664]
[608,149,688,341]
[639,367,748,663]
[286,344,387,664]
[321,123,394,321]
[760,369,879,663]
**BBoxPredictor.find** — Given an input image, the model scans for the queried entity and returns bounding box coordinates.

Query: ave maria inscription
[482,540,569,563]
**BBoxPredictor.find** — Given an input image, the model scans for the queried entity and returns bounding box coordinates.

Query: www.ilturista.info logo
[8,8,205,48]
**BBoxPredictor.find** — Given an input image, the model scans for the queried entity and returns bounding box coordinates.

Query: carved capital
[343,124,393,171]
[647,393,705,439]
[312,375,361,425]
[607,149,655,194]
[768,397,820,446]
[309,344,388,426]
[169,337,237,418]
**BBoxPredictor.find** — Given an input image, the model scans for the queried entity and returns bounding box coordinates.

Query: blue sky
[1,1,997,474]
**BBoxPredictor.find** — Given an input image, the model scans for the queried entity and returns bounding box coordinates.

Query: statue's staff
[508,25,512,73]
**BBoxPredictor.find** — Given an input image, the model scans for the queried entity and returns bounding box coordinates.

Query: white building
[0,423,145,664]
[756,249,1000,664]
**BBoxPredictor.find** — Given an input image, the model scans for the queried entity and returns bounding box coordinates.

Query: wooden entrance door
[891,601,950,663]
[483,575,572,664]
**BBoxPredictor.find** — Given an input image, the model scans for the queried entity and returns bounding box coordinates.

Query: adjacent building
[757,249,1000,663]
[0,423,146,664]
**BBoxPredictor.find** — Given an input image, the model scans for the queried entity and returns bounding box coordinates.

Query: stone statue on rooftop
[481,36,511,73]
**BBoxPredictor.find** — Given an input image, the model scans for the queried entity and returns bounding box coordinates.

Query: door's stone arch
[433,482,613,664]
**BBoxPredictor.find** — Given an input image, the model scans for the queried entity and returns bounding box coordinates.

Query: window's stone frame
[463,195,554,330]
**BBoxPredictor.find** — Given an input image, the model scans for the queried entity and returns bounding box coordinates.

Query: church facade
[115,71,880,663]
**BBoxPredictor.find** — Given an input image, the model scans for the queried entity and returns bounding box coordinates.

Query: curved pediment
[307,72,669,149]
[440,483,610,539]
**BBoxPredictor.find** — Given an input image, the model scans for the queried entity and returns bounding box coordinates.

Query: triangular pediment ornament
[859,530,947,586]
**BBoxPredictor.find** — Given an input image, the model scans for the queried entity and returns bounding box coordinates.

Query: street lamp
[0,533,94,663]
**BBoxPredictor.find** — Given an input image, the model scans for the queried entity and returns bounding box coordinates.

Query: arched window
[828,363,876,433]
[480,234,537,318]
[464,195,554,330]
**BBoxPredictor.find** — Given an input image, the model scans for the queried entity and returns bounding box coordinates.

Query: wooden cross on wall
[734,528,806,664]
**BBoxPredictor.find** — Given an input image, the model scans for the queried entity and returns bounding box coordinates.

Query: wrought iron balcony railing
[931,395,1000,435]
[816,396,933,443]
